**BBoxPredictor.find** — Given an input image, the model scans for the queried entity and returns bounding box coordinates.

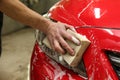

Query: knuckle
[62,43,67,48]
[62,43,70,51]
[55,35,59,39]
[68,35,72,40]
[54,45,59,51]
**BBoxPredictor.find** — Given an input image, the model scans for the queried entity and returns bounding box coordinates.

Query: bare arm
[0,0,50,33]
[0,0,80,55]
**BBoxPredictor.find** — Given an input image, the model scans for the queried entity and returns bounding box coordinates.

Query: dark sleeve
[0,12,3,27]
[0,12,3,56]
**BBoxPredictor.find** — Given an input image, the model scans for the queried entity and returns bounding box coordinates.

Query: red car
[30,0,120,80]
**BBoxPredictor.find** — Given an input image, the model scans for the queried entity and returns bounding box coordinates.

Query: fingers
[65,23,76,32]
[46,22,80,56]
[61,30,80,45]
[58,36,74,55]
[48,33,79,56]
[71,36,81,45]
[63,23,80,45]
[47,36,65,54]
[53,40,65,54]
[47,34,74,55]
[58,21,76,32]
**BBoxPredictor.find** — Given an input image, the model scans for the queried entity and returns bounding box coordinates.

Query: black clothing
[0,12,3,56]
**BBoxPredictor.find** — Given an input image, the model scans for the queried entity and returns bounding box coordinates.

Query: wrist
[43,20,53,34]
[35,17,52,34]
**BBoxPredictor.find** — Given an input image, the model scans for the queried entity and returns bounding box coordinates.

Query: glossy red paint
[76,28,120,80]
[30,0,120,80]
[49,0,120,28]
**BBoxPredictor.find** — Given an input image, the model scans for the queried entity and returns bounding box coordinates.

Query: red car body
[30,0,120,80]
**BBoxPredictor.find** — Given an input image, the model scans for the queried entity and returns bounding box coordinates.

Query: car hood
[48,0,120,29]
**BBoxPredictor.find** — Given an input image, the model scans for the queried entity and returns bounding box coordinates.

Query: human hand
[45,22,80,56]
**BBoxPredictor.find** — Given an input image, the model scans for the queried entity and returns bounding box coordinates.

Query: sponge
[43,29,90,67]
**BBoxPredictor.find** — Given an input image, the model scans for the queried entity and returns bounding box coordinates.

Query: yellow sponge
[43,29,90,67]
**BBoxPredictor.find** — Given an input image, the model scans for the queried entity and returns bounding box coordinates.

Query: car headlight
[35,13,87,78]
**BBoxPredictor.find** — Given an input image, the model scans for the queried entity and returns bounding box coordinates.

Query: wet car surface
[30,0,120,80]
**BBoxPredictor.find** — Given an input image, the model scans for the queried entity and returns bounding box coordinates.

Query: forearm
[0,0,51,33]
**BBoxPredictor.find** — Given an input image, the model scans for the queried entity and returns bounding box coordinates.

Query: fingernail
[71,51,75,56]
[71,28,76,32]
[70,49,75,56]
[72,36,80,45]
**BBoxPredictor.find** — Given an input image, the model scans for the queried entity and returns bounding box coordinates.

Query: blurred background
[0,0,59,80]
